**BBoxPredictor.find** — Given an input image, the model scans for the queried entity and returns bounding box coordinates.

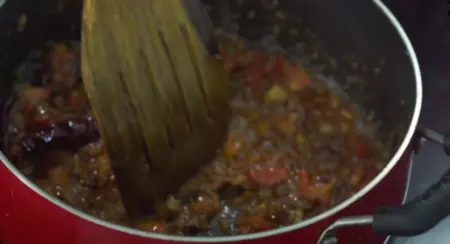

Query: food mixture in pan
[6,41,387,235]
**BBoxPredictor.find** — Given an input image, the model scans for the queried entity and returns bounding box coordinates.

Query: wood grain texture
[81,0,229,219]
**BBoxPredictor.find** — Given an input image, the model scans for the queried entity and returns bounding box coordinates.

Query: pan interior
[0,0,419,241]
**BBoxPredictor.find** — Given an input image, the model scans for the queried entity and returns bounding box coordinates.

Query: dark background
[386,0,450,243]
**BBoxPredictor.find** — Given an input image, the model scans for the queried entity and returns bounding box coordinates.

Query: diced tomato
[26,101,50,126]
[23,87,51,111]
[284,64,311,91]
[243,67,265,86]
[266,56,285,75]
[297,168,310,188]
[248,166,289,186]
[351,136,370,158]
[298,181,335,204]
[190,196,220,214]
[297,169,336,204]
[68,94,83,107]
[191,201,216,214]
[354,143,369,158]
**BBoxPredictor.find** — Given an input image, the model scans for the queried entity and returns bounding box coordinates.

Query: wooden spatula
[81,0,230,219]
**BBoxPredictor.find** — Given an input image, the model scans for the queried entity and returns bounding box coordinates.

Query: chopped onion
[166,195,181,211]
[265,85,288,103]
[319,123,333,134]
[231,175,247,186]
[340,123,349,133]
[292,209,304,222]
[329,96,340,108]
[340,110,353,120]
[295,133,306,144]
[259,188,272,197]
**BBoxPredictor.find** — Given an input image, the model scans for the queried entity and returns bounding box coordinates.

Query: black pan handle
[372,128,450,236]
[316,128,450,244]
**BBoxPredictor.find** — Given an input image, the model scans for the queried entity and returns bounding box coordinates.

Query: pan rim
[0,0,422,242]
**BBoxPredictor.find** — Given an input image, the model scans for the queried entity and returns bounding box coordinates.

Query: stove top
[388,1,450,243]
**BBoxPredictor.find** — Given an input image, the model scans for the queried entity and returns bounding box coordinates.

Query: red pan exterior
[0,151,411,244]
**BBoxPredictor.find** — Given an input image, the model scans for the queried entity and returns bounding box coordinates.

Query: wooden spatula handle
[82,0,229,219]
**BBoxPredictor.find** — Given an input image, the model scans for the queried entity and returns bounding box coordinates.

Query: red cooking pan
[0,0,449,244]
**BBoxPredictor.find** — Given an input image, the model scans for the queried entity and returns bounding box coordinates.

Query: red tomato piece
[23,87,51,111]
[354,143,369,158]
[284,63,311,90]
[297,169,335,204]
[297,168,310,188]
[27,102,50,126]
[243,67,266,86]
[68,95,83,107]
[351,136,370,158]
[248,166,289,186]
[266,56,285,75]
[298,183,335,204]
